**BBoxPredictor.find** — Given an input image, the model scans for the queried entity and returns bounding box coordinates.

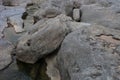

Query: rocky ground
[0,0,120,80]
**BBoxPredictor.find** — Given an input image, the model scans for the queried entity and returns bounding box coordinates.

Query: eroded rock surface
[81,3,120,30]
[14,14,70,64]
[1,0,120,80]
[0,39,14,70]
[57,24,120,80]
[46,54,61,80]
[8,14,24,33]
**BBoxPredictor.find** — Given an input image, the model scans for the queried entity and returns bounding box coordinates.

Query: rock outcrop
[1,0,120,80]
[57,24,120,80]
[81,3,120,30]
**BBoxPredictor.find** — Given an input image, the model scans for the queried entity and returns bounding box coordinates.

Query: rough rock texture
[0,39,14,70]
[8,15,24,33]
[66,21,91,31]
[57,24,120,80]
[15,14,70,64]
[8,14,24,33]
[0,60,32,80]
[0,6,25,36]
[1,0,120,80]
[46,54,61,80]
[0,19,7,38]
[0,0,2,5]
[33,7,61,22]
[2,0,31,6]
[3,27,25,45]
[81,4,120,29]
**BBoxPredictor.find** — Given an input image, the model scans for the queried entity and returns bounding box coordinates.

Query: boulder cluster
[0,0,120,80]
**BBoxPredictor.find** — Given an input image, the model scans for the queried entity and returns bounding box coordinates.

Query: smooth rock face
[15,14,69,64]
[57,24,120,80]
[0,39,14,70]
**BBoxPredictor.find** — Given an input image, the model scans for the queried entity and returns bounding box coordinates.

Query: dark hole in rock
[33,16,40,24]
[7,22,13,27]
[22,23,24,28]
[26,40,31,46]
[26,3,34,7]
[22,12,28,20]
[73,1,81,9]
[17,58,50,80]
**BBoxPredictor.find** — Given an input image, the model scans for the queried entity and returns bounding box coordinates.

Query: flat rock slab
[81,4,120,30]
[0,39,14,70]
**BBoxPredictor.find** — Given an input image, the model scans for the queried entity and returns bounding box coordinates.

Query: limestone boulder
[15,14,70,63]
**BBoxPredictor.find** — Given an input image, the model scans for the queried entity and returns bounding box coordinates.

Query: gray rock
[46,54,61,80]
[0,39,14,70]
[115,45,120,55]
[0,19,7,38]
[44,8,61,18]
[81,4,120,30]
[57,24,120,80]
[64,1,74,17]
[83,0,96,5]
[3,27,25,45]
[0,0,2,5]
[67,21,91,31]
[33,7,61,22]
[8,14,24,33]
[0,6,25,35]
[0,5,5,11]
[73,9,80,21]
[2,0,31,6]
[0,60,32,80]
[15,14,70,64]
[0,6,25,18]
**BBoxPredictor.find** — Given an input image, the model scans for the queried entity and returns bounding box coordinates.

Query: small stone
[73,9,81,21]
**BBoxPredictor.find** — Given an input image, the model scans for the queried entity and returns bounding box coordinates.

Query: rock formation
[0,0,120,80]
